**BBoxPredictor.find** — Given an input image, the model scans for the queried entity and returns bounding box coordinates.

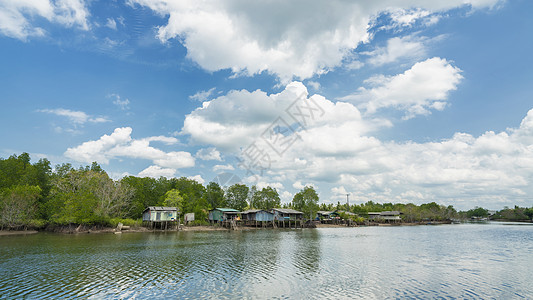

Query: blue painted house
[242,209,274,222]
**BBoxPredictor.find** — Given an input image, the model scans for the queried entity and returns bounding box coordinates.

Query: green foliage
[4,152,531,230]
[251,186,281,210]
[292,186,319,220]
[108,218,142,228]
[187,219,209,226]
[205,182,225,209]
[0,185,42,228]
[163,189,184,212]
[492,206,529,221]
[465,207,489,218]
[225,184,249,211]
[48,168,134,225]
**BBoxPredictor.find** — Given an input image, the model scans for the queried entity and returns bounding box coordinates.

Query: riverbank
[0,230,38,236]
[0,220,458,236]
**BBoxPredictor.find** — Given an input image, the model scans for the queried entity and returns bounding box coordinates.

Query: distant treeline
[1,153,532,229]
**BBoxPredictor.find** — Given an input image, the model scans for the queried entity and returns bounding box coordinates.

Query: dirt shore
[0,230,38,236]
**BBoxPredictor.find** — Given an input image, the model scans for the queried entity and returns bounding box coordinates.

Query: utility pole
[346,193,349,208]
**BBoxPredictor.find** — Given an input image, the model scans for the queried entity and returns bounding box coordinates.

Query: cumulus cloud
[364,35,428,66]
[0,0,90,40]
[38,108,110,125]
[179,81,533,209]
[138,165,176,178]
[196,147,222,161]
[293,181,316,190]
[213,164,235,172]
[65,127,194,174]
[188,175,205,184]
[182,81,378,152]
[130,0,499,80]
[342,57,463,119]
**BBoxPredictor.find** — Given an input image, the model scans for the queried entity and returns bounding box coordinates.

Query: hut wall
[256,211,274,222]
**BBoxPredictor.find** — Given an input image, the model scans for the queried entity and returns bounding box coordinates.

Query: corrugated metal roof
[241,209,262,214]
[143,206,178,212]
[242,209,273,214]
[272,208,303,214]
[212,208,240,212]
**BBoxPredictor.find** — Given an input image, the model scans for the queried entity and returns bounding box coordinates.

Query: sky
[1,0,532,210]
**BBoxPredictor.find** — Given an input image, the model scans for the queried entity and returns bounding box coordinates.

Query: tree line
[1,153,531,229]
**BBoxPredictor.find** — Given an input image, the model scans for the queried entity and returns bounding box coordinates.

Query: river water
[1,222,532,299]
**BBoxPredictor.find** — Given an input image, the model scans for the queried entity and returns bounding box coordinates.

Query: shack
[272,208,304,221]
[208,208,240,223]
[368,211,401,222]
[271,208,304,228]
[142,206,179,229]
[242,209,274,221]
[316,211,334,219]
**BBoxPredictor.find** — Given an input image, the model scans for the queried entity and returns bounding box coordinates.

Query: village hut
[142,206,179,229]
[271,208,304,228]
[208,208,240,223]
[316,211,334,219]
[241,209,274,227]
[368,211,401,222]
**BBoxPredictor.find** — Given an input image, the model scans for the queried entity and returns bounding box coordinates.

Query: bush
[108,218,142,228]
[28,219,47,229]
[187,219,209,226]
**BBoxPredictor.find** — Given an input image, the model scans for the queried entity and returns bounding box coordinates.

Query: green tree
[252,187,281,210]
[292,186,319,220]
[163,189,184,212]
[121,176,165,218]
[225,184,249,211]
[0,185,41,229]
[205,182,225,209]
[466,207,489,218]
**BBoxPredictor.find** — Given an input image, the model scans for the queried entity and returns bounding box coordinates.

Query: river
[1,222,532,299]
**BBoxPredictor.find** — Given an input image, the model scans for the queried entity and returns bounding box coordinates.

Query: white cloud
[306,81,321,90]
[109,94,130,110]
[65,127,195,172]
[342,57,463,119]
[130,0,499,80]
[0,0,90,40]
[365,35,428,66]
[179,81,533,209]
[182,81,378,152]
[256,181,284,191]
[188,175,205,184]
[105,18,117,30]
[196,147,222,161]
[293,181,316,190]
[331,186,348,196]
[189,88,216,102]
[138,165,176,178]
[213,164,235,172]
[38,108,110,125]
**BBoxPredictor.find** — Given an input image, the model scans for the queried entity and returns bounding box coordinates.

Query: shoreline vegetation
[2,220,532,236]
[2,152,533,234]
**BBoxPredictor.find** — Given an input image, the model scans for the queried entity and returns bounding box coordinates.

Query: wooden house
[241,209,274,222]
[271,208,303,221]
[143,206,178,222]
[142,206,179,229]
[368,211,401,222]
[208,208,240,223]
[316,211,334,219]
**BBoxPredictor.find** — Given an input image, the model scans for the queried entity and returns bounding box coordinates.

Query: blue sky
[1,0,532,210]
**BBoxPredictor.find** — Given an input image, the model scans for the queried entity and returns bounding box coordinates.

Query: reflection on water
[1,223,532,299]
